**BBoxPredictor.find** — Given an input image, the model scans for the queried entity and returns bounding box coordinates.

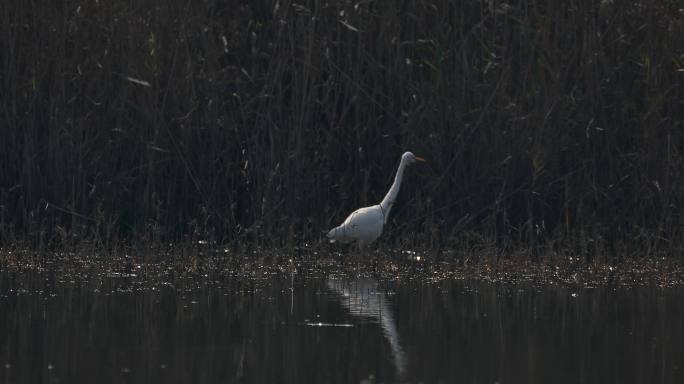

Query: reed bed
[0,0,682,259]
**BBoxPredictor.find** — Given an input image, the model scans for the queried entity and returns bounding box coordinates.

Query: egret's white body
[327,152,425,245]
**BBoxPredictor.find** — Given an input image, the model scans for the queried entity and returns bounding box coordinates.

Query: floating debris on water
[0,247,682,288]
[304,321,354,328]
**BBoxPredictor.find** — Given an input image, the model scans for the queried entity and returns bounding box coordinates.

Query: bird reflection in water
[326,278,408,377]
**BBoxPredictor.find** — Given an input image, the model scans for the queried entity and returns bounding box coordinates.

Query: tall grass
[0,1,682,258]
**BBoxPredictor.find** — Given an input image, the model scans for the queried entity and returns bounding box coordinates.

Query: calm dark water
[1,268,683,384]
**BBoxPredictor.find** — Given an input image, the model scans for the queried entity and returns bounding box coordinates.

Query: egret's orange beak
[414,156,426,162]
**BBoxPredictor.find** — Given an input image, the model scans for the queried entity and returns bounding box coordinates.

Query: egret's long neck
[379,158,408,222]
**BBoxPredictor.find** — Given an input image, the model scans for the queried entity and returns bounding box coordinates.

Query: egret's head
[402,151,426,165]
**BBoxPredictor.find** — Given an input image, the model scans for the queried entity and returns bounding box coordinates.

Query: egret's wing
[329,205,383,243]
[327,209,364,243]
[340,208,366,239]
[343,206,383,240]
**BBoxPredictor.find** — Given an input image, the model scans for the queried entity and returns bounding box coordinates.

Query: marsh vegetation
[0,1,682,260]
[3,3,684,383]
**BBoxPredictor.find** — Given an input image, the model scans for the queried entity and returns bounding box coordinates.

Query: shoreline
[1,247,682,288]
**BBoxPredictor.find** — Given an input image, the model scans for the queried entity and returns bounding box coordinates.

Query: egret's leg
[355,242,364,272]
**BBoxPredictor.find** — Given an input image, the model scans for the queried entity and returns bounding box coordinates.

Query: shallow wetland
[1,249,683,383]
[2,0,684,382]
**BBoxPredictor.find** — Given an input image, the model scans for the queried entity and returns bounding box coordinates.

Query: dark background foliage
[1,0,682,257]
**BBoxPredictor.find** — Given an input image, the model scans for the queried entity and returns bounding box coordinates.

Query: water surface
[1,268,682,383]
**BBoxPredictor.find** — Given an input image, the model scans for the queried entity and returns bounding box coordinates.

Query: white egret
[327,151,425,245]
